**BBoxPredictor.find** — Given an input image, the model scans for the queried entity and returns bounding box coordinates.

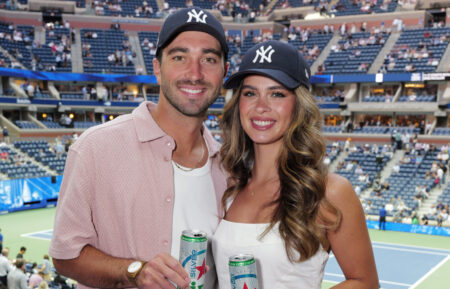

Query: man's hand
[136,253,190,289]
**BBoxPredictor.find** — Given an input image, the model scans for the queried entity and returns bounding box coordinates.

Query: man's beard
[161,79,221,117]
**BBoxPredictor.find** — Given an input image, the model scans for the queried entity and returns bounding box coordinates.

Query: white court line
[409,255,450,289]
[21,229,53,241]
[372,241,450,253]
[324,273,412,287]
[373,244,449,256]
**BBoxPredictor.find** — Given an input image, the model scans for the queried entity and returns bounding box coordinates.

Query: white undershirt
[171,153,218,289]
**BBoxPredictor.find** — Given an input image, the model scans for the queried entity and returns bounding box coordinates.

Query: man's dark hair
[20,246,26,251]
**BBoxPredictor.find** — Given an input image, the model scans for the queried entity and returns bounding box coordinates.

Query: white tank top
[212,220,329,289]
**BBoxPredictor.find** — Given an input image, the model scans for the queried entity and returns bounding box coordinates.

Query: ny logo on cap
[186,9,207,23]
[252,45,275,63]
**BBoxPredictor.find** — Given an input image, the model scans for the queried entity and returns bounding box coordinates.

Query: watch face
[128,261,142,273]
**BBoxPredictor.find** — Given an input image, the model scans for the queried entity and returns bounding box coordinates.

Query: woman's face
[238,75,296,146]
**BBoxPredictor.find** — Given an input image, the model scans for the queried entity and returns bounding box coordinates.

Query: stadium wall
[0,8,432,33]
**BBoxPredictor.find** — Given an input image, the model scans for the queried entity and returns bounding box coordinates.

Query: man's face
[153,31,228,117]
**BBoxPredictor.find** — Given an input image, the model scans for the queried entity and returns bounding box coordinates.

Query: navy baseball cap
[224,40,310,90]
[156,7,228,59]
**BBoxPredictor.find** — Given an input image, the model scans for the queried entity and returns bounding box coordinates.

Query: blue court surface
[23,230,449,288]
[324,241,450,289]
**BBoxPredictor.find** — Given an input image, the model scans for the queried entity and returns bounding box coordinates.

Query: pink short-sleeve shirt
[49,102,226,287]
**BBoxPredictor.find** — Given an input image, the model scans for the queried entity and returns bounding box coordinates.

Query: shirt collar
[132,101,166,142]
[132,101,220,158]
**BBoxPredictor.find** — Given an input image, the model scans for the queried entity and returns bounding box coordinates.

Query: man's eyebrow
[203,48,222,58]
[166,47,188,55]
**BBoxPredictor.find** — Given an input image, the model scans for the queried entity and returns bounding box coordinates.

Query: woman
[212,40,378,288]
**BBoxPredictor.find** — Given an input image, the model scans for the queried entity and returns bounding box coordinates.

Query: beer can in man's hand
[179,230,208,289]
[229,254,259,289]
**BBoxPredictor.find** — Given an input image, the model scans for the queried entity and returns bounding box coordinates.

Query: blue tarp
[0,67,157,83]
[2,67,449,85]
[0,176,62,213]
[366,220,450,237]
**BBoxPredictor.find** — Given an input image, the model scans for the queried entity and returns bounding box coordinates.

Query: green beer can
[179,230,208,289]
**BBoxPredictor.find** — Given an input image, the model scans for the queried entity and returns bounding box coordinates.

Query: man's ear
[153,58,161,84]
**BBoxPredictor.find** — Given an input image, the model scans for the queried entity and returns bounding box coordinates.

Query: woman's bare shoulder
[325,173,358,204]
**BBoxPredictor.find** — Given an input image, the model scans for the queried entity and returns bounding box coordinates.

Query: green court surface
[1,207,449,288]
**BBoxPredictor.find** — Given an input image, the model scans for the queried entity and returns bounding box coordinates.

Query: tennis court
[1,207,449,289]
[324,242,450,289]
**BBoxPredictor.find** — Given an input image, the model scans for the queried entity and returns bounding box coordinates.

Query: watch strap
[127,261,147,287]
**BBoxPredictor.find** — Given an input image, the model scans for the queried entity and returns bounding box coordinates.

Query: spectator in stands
[90,87,97,100]
[421,214,429,225]
[346,120,354,133]
[354,184,361,197]
[355,165,364,175]
[6,259,27,289]
[437,165,444,187]
[385,199,394,213]
[52,272,69,289]
[410,211,419,225]
[25,83,34,99]
[1,128,9,144]
[0,151,8,162]
[28,271,44,288]
[382,181,390,191]
[436,201,445,211]
[0,249,12,286]
[316,64,325,75]
[37,255,51,281]
[50,7,229,289]
[434,173,441,188]
[58,114,71,128]
[440,207,449,223]
[437,152,449,164]
[436,213,444,227]
[362,200,372,216]
[15,247,26,260]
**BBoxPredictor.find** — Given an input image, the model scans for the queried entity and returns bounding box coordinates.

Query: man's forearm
[52,245,134,288]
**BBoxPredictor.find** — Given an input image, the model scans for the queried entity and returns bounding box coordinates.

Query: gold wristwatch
[126,261,147,287]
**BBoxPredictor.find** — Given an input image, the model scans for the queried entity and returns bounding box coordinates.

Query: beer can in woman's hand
[229,254,259,289]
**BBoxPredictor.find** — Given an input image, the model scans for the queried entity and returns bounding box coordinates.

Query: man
[15,248,26,260]
[0,249,12,286]
[28,271,44,289]
[50,7,229,289]
[6,259,28,289]
[379,205,387,231]
[1,128,8,144]
[37,255,51,281]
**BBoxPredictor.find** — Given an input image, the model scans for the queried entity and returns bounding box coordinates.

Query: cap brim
[157,23,228,56]
[224,69,300,90]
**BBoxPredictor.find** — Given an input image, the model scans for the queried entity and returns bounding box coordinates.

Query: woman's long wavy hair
[220,82,342,262]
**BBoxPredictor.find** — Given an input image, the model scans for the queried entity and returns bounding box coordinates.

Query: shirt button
[166,141,171,147]
[165,197,172,203]
[163,240,169,246]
